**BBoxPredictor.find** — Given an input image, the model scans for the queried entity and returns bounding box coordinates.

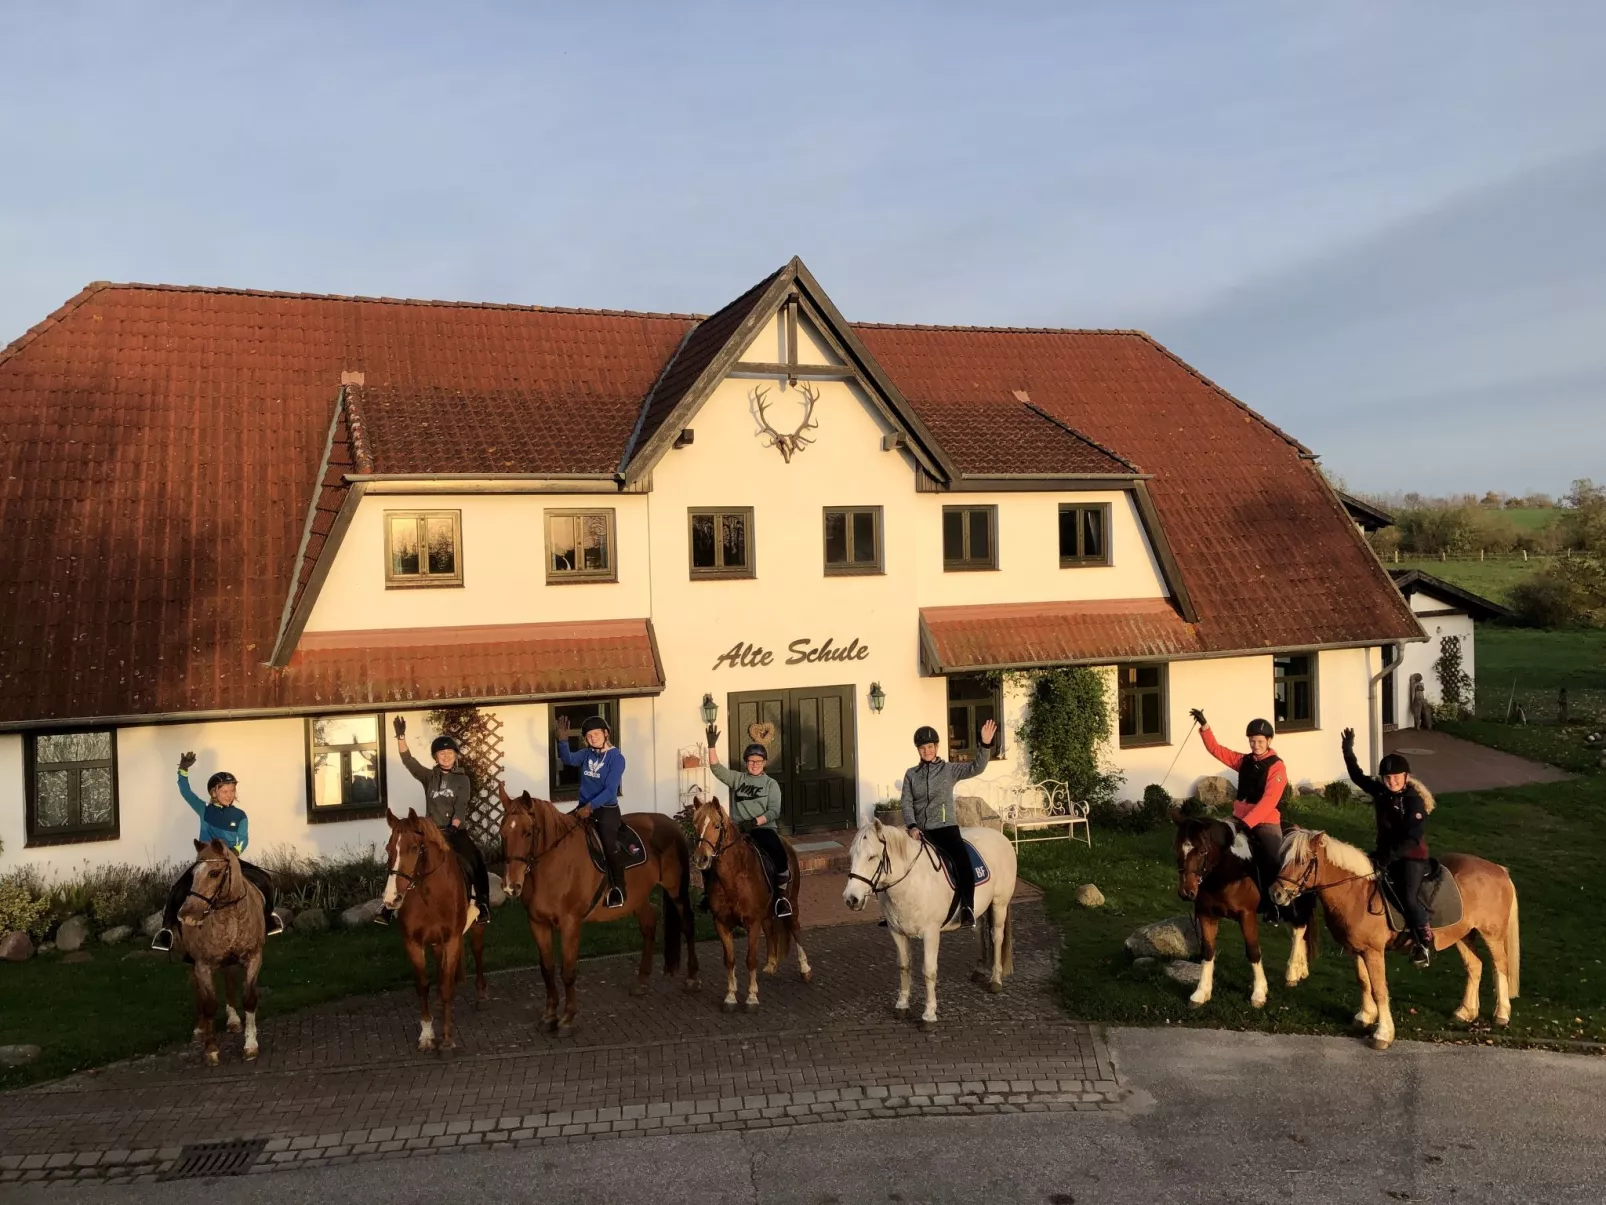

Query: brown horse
[1272,829,1521,1049]
[175,838,267,1066]
[382,810,487,1052]
[689,791,811,1011]
[1173,817,1319,1009]
[498,785,698,1033]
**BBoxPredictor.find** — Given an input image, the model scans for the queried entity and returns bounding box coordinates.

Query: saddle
[584,821,648,875]
[1379,859,1464,931]
[925,840,990,926]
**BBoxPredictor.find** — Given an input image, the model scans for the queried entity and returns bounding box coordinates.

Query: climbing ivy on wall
[1434,635,1473,721]
[1001,667,1123,807]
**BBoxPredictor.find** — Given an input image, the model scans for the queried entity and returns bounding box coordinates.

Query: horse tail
[1000,908,1014,978]
[662,824,690,977]
[1504,882,1521,999]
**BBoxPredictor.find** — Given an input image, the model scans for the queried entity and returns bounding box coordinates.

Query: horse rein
[847,831,922,896]
[389,841,441,905]
[186,855,246,918]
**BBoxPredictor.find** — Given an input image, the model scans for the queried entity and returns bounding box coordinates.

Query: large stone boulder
[1074,884,1105,908]
[954,796,1004,832]
[1165,960,1203,986]
[1125,915,1201,960]
[340,899,384,929]
[0,931,35,962]
[100,925,133,945]
[54,915,90,953]
[0,1044,41,1067]
[141,910,165,939]
[293,907,329,933]
[1195,776,1235,811]
[488,872,507,908]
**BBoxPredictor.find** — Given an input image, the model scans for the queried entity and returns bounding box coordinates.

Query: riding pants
[1387,856,1431,936]
[744,826,789,896]
[163,860,276,929]
[590,805,626,893]
[921,824,974,920]
[444,825,492,912]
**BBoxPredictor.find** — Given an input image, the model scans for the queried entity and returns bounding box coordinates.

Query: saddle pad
[1383,861,1465,931]
[937,841,991,889]
[586,821,649,875]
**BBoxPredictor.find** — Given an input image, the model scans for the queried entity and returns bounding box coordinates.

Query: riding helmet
[581,717,610,736]
[1245,718,1275,740]
[430,735,461,757]
[913,725,941,747]
[742,743,769,762]
[1378,753,1411,778]
[207,771,237,792]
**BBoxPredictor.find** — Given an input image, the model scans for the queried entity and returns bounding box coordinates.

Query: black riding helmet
[1378,753,1411,778]
[1245,718,1275,740]
[206,771,237,793]
[913,725,940,747]
[581,717,610,737]
[742,743,769,763]
[430,735,461,758]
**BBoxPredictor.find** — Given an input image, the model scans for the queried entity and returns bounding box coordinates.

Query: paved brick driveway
[0,899,1115,1185]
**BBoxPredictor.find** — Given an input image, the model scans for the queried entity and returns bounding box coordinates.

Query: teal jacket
[710,762,783,829]
[179,772,249,851]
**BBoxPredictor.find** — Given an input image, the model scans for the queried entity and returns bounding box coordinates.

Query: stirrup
[475,903,491,925]
[605,886,625,909]
[150,929,174,952]
[266,914,285,937]
[373,907,394,927]
[959,906,976,928]
[773,896,793,919]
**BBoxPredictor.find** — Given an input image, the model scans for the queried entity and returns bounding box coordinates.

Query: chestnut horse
[176,838,267,1066]
[1174,817,1318,1009]
[382,810,487,1052]
[688,790,811,1011]
[498,785,698,1033]
[1273,829,1520,1050]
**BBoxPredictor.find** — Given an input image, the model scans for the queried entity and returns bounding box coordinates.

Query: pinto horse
[1272,829,1520,1050]
[689,790,811,1011]
[382,810,487,1052]
[1173,817,1318,1009]
[498,785,698,1033]
[176,838,267,1066]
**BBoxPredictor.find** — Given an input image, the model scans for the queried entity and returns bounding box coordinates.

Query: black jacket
[1344,745,1432,864]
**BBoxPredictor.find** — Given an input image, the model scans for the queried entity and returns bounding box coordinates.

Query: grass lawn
[1500,508,1562,533]
[0,894,718,1090]
[1018,779,1605,1050]
[1393,557,1544,607]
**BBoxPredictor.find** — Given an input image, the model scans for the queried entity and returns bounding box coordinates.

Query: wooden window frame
[304,712,388,823]
[1117,663,1170,748]
[24,729,120,846]
[383,510,464,589]
[942,505,999,572]
[1058,502,1113,567]
[1274,652,1319,732]
[688,507,756,580]
[549,698,621,802]
[544,508,618,585]
[946,673,1005,762]
[822,506,885,576]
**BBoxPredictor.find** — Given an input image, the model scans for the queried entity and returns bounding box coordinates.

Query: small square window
[942,506,998,571]
[689,508,755,579]
[546,510,617,583]
[1274,653,1318,731]
[824,507,883,575]
[1118,663,1168,747]
[385,511,463,587]
[1058,503,1111,567]
[306,713,387,820]
[946,674,1004,761]
[26,730,119,844]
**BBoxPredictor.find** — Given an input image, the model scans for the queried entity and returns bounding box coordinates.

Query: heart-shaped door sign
[747,720,778,747]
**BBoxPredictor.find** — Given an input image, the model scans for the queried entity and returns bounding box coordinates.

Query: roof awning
[919,599,1204,673]
[285,619,664,706]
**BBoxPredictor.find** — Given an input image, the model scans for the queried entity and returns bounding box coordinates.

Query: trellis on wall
[425,706,506,851]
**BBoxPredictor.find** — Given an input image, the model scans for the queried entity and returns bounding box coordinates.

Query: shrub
[0,868,52,938]
[1089,785,1172,834]
[1323,780,1359,806]
[1510,556,1606,629]
[1435,635,1474,720]
[1008,667,1123,810]
[256,845,388,914]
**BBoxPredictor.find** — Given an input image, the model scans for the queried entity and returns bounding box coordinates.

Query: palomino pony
[382,810,487,1053]
[175,838,267,1066]
[1174,817,1319,1009]
[1272,829,1520,1049]
[689,790,811,1011]
[842,818,1018,1030]
[499,785,698,1033]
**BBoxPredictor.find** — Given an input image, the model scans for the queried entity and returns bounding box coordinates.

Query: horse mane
[1281,828,1375,878]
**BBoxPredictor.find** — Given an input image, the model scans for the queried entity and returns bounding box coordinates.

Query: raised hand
[178,751,197,772]
[1188,708,1207,728]
[980,718,998,746]
[392,716,406,738]
[556,716,572,741]
[1341,727,1356,749]
[706,724,721,750]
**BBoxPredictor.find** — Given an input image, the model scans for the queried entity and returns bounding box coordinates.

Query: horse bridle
[847,830,923,896]
[389,837,440,904]
[186,855,246,917]
[1273,846,1376,904]
[511,807,585,871]
[692,802,734,867]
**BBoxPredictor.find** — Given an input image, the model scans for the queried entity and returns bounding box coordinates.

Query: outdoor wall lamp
[700,693,719,726]
[868,682,886,713]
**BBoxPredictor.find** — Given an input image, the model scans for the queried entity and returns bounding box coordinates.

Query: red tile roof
[920,599,1207,672]
[286,621,664,707]
[916,400,1138,477]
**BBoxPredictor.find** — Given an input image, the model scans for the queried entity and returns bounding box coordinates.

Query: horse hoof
[685,978,700,992]
[721,1000,738,1014]
[557,1020,576,1036]
[763,964,777,975]
[744,1000,759,1013]
[986,980,1003,995]
[970,968,988,984]
[1188,996,1207,1010]
[476,988,488,1004]
[542,1019,558,1034]
[418,1039,436,1053]
[629,983,648,998]
[1368,1037,1392,1052]
[243,1045,259,1062]
[206,1050,220,1067]
[227,1020,243,1035]
[919,1018,938,1033]
[1496,1014,1512,1028]
[801,970,813,985]
[1250,996,1267,1011]
[1453,1006,1477,1023]
[893,1005,909,1019]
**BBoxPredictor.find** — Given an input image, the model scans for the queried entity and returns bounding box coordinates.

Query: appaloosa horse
[499,785,698,1033]
[842,818,1017,1030]
[382,809,487,1052]
[1273,829,1520,1049]
[1174,816,1319,1009]
[175,838,267,1066]
[689,790,811,1011]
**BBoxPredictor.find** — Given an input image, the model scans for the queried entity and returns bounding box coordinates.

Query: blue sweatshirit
[556,744,626,808]
[178,772,249,851]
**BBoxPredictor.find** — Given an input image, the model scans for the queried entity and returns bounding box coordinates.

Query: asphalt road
[12,1027,1603,1205]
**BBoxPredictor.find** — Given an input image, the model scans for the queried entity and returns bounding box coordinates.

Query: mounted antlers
[750,383,820,463]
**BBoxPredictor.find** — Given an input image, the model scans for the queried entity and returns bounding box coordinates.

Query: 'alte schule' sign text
[712,637,871,671]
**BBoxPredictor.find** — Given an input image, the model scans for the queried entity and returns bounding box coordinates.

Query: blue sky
[3,2,1602,495]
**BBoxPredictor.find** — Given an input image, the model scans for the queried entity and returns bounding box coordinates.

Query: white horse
[842,818,1019,1029]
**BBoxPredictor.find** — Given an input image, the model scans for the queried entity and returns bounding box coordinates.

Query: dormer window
[385,511,463,587]
[1059,503,1110,567]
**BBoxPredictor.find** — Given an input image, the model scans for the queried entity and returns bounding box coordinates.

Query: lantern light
[868,682,886,713]
[700,693,719,726]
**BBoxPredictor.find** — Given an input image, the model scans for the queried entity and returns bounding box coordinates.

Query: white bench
[1001,779,1092,850]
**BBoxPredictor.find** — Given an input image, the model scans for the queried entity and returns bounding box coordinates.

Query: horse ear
[385,809,400,830]
[407,807,419,821]
[498,781,513,807]
[871,817,883,834]
[193,838,206,853]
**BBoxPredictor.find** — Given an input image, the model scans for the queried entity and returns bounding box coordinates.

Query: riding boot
[475,895,491,925]
[373,906,395,926]
[150,928,175,952]
[959,904,977,928]
[603,848,626,908]
[1411,926,1434,968]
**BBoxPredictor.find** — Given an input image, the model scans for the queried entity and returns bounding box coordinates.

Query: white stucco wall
[1392,590,1476,718]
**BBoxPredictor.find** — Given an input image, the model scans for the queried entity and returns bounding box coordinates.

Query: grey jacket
[401,748,472,828]
[899,747,990,830]
[710,763,783,829]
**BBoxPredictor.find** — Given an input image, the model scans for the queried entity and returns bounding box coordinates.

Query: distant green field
[1501,507,1562,532]
[1393,556,1542,606]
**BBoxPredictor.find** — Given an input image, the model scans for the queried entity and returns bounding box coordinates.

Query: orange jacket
[1200,727,1286,829]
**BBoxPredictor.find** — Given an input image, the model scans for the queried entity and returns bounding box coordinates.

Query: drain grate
[160,1138,268,1181]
